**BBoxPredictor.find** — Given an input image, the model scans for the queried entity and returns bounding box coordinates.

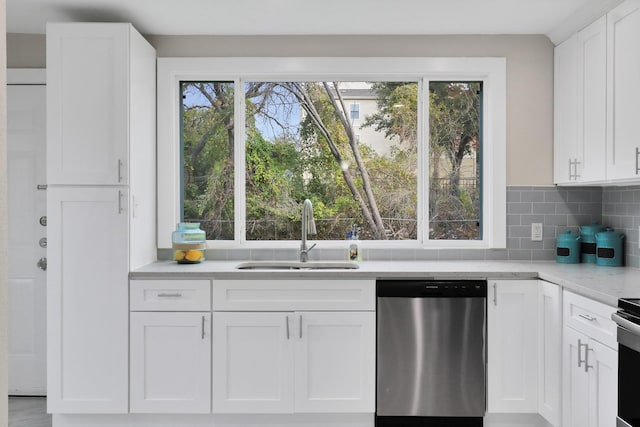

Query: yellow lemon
[173,250,186,261]
[185,249,203,262]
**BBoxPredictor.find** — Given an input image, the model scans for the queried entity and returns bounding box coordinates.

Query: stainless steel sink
[235,260,359,270]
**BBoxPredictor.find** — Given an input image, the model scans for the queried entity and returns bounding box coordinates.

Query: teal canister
[556,230,581,264]
[579,222,605,263]
[595,228,625,267]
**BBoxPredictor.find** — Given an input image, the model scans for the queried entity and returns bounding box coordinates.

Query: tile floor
[8,396,51,427]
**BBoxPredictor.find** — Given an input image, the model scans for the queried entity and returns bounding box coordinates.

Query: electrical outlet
[531,223,543,241]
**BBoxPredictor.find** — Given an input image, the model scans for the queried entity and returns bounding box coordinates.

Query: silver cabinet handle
[157,293,183,297]
[201,315,205,340]
[118,190,124,214]
[286,316,290,340]
[568,158,573,180]
[37,184,47,190]
[636,147,640,175]
[299,315,303,339]
[118,159,124,182]
[584,344,594,372]
[578,339,586,369]
[579,313,596,322]
[493,283,497,306]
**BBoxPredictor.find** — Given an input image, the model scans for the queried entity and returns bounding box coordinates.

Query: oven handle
[612,312,640,336]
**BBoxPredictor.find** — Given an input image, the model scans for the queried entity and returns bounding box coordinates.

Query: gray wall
[7,33,555,186]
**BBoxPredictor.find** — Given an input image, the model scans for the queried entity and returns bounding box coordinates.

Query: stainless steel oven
[612,298,640,427]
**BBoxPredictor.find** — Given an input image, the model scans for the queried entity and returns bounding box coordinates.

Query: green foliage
[181,79,481,242]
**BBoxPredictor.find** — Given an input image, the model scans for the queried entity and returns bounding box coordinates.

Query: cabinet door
[577,16,607,183]
[294,312,375,413]
[587,339,618,427]
[47,187,129,413]
[130,312,211,413]
[538,281,561,427]
[563,326,591,427]
[487,280,538,413]
[554,33,579,184]
[212,312,294,414]
[47,23,129,185]
[607,0,640,181]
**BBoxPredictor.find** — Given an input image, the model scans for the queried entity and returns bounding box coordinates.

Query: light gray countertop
[131,260,640,307]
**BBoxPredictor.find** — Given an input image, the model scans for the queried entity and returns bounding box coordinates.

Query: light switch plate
[531,223,543,241]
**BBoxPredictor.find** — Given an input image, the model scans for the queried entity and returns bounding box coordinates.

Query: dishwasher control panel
[377,279,487,298]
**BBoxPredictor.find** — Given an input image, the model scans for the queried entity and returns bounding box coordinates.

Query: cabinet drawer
[563,290,616,349]
[212,279,375,311]
[130,280,211,311]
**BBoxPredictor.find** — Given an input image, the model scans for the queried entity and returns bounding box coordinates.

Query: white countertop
[131,260,640,307]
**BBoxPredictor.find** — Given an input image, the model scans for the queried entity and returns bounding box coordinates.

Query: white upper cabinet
[46,23,156,186]
[554,0,640,185]
[554,33,579,185]
[577,16,607,183]
[607,0,640,181]
[554,17,607,185]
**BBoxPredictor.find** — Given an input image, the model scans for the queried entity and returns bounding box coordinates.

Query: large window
[158,58,506,248]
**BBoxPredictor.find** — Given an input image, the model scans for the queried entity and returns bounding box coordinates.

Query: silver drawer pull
[579,313,596,322]
[157,293,183,298]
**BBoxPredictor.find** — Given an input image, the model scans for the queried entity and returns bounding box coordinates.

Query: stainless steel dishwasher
[376,279,487,427]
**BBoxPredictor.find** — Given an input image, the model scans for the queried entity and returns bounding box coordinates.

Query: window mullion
[419,78,429,245]
[235,78,246,243]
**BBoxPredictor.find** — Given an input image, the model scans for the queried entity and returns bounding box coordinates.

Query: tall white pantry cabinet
[46,23,156,413]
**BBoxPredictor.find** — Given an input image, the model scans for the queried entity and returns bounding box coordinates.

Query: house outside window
[157,58,506,249]
[349,102,360,120]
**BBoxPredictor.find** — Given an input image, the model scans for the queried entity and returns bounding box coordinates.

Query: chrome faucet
[300,199,317,262]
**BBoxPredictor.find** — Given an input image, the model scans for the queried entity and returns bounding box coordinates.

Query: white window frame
[157,57,506,249]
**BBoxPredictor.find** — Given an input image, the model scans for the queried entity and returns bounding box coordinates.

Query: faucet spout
[300,199,317,262]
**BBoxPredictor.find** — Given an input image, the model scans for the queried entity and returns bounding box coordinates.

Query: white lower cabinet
[130,312,211,413]
[211,312,294,413]
[538,280,562,427]
[211,279,376,415]
[294,311,376,413]
[487,280,539,413]
[212,311,375,414]
[562,291,618,427]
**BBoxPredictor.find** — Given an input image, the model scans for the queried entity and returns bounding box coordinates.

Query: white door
[46,23,130,185]
[211,312,294,414]
[294,311,375,413]
[607,0,640,180]
[577,16,607,183]
[538,280,561,427]
[563,326,591,427]
[46,186,129,413]
[130,312,211,414]
[8,83,47,395]
[487,280,538,413]
[554,33,579,184]
[587,339,618,427]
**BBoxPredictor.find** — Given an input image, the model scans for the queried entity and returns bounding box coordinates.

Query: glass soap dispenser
[172,223,206,264]
[348,224,361,262]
